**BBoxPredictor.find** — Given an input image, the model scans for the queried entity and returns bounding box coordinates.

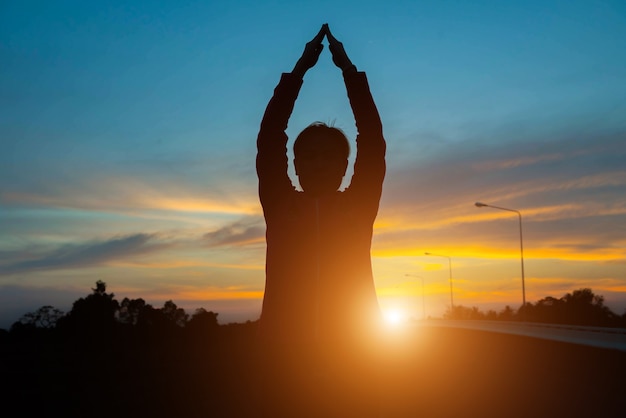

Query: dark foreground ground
[2,323,625,418]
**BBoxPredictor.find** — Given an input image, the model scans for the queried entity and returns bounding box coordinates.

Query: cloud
[203,216,266,247]
[1,174,261,217]
[384,130,625,208]
[369,128,626,265]
[0,233,170,276]
[381,130,626,216]
[0,142,261,218]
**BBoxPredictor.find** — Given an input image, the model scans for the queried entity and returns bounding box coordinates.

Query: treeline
[0,281,260,418]
[5,283,625,336]
[442,288,626,328]
[6,280,233,337]
[1,282,625,417]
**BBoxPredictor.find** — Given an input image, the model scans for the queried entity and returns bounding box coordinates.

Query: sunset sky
[2,0,625,328]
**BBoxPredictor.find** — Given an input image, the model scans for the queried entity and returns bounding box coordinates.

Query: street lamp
[405,274,426,320]
[475,202,526,307]
[424,252,453,310]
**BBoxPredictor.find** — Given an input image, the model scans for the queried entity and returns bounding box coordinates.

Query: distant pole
[475,202,526,308]
[424,253,453,311]
[406,274,426,320]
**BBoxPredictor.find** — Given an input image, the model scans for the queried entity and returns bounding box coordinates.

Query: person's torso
[261,191,380,342]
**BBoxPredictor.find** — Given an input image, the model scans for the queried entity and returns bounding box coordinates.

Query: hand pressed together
[326,25,354,72]
[292,23,356,77]
[292,24,326,78]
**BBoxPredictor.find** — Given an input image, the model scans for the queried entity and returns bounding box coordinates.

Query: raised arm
[256,25,326,210]
[326,25,356,75]
[326,27,386,207]
[292,24,326,78]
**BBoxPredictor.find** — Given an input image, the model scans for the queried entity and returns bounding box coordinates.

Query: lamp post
[405,274,426,320]
[424,252,453,310]
[475,202,526,308]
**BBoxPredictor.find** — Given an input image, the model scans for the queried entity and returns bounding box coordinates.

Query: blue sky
[1,0,626,328]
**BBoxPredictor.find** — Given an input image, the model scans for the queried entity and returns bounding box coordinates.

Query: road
[379,323,626,417]
[419,319,626,351]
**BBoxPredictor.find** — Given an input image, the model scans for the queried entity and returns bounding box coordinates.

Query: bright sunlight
[383,308,405,327]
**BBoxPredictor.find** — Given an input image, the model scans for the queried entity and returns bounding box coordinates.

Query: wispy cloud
[373,129,626,259]
[203,216,266,247]
[1,175,260,216]
[0,233,171,276]
[384,130,625,208]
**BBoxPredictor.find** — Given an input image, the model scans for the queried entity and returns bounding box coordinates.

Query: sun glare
[384,309,404,327]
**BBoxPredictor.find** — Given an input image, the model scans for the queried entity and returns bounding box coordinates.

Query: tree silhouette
[438,288,623,327]
[118,297,147,325]
[485,309,498,320]
[498,305,516,321]
[14,305,65,329]
[57,280,120,337]
[444,305,485,320]
[183,308,220,358]
[188,307,219,331]
[161,299,188,327]
[561,288,619,326]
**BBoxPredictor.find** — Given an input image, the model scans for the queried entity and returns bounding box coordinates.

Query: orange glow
[3,180,262,216]
[110,259,265,270]
[374,201,626,233]
[112,284,264,302]
[4,171,624,324]
[141,196,260,215]
[176,288,263,300]
[372,243,625,262]
[604,285,626,292]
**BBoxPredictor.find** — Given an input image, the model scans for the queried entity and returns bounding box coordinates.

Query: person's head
[293,122,350,197]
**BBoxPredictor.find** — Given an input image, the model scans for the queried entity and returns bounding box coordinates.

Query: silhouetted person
[256,24,386,417]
